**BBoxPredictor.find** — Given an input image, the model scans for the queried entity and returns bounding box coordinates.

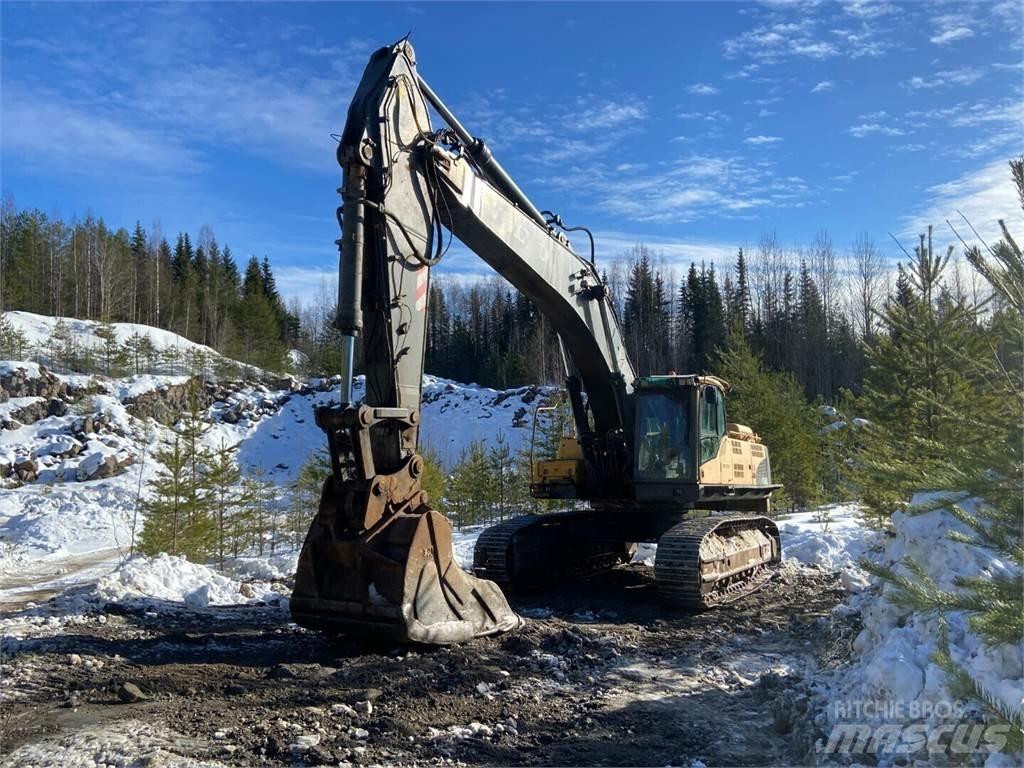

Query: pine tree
[859,163,1023,749]
[138,436,192,557]
[447,441,497,528]
[856,227,985,515]
[288,449,330,550]
[717,330,822,510]
[206,439,243,567]
[0,315,30,359]
[48,318,76,372]
[94,322,127,376]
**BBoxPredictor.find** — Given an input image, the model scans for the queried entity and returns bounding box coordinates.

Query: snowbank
[4,311,219,361]
[94,553,277,609]
[778,504,877,576]
[816,495,1023,766]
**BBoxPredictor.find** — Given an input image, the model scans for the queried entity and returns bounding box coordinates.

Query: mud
[0,564,855,767]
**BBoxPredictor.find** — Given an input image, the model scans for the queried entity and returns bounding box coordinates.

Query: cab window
[635,392,692,481]
[700,386,725,463]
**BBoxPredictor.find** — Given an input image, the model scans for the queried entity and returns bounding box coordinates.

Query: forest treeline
[0,195,298,371]
[420,233,869,401]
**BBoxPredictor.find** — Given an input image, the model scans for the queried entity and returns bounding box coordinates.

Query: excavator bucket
[290,479,521,645]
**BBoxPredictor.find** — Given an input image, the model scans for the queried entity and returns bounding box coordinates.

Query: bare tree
[846,232,886,341]
[810,230,838,330]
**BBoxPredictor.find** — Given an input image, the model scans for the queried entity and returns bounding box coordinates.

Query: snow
[107,374,192,400]
[0,395,43,420]
[5,310,218,359]
[94,553,274,607]
[777,503,877,574]
[0,360,43,377]
[814,495,1023,766]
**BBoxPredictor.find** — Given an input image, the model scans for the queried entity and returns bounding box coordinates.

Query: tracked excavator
[291,40,782,645]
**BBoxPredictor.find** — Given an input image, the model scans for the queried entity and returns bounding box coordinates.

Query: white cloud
[811,80,835,93]
[274,266,338,306]
[903,159,1024,246]
[901,67,983,90]
[745,135,783,145]
[678,110,730,122]
[847,123,908,137]
[591,230,739,272]
[723,20,839,61]
[842,1,897,19]
[1,86,204,176]
[568,99,647,131]
[930,26,974,45]
[687,83,720,96]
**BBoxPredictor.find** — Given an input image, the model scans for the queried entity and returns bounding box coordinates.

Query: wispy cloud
[842,1,897,20]
[678,110,730,122]
[686,83,719,96]
[929,13,974,46]
[902,159,1024,246]
[930,26,974,45]
[2,85,204,176]
[724,20,839,61]
[274,266,338,305]
[745,135,783,145]
[901,67,983,90]
[811,80,834,93]
[568,99,647,130]
[848,123,908,137]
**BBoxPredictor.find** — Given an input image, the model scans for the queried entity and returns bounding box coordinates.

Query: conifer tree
[288,449,330,550]
[717,330,822,509]
[206,439,243,567]
[138,436,192,557]
[0,315,30,359]
[856,227,984,515]
[859,163,1023,748]
[94,322,127,376]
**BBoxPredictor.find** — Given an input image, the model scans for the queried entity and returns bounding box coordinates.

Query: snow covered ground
[1,313,1019,767]
[5,311,227,374]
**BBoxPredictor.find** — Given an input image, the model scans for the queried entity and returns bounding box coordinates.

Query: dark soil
[0,563,856,767]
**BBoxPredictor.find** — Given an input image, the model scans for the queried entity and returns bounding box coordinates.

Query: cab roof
[634,374,731,392]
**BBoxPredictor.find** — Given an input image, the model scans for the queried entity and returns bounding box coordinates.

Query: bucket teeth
[290,482,521,644]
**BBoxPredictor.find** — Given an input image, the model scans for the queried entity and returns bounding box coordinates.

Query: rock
[117,681,148,703]
[351,728,369,740]
[292,733,321,750]
[355,700,373,716]
[307,745,338,765]
[46,398,67,417]
[63,692,82,708]
[14,457,37,482]
[331,703,358,718]
[225,683,247,696]
[68,653,83,666]
[772,698,792,734]
[239,582,255,598]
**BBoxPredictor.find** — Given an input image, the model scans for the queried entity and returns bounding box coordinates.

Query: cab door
[698,385,727,483]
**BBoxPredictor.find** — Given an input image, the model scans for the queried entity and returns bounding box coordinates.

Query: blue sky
[2,1,1022,304]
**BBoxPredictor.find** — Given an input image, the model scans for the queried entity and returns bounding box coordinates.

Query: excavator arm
[291,40,633,643]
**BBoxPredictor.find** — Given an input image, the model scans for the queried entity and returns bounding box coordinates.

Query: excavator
[291,40,781,645]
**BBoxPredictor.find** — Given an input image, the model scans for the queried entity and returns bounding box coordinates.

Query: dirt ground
[0,563,856,767]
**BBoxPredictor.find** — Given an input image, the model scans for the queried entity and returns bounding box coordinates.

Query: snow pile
[94,553,275,608]
[778,504,878,589]
[817,494,1023,765]
[0,478,140,568]
[4,311,221,368]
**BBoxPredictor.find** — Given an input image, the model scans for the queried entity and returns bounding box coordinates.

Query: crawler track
[655,515,781,609]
